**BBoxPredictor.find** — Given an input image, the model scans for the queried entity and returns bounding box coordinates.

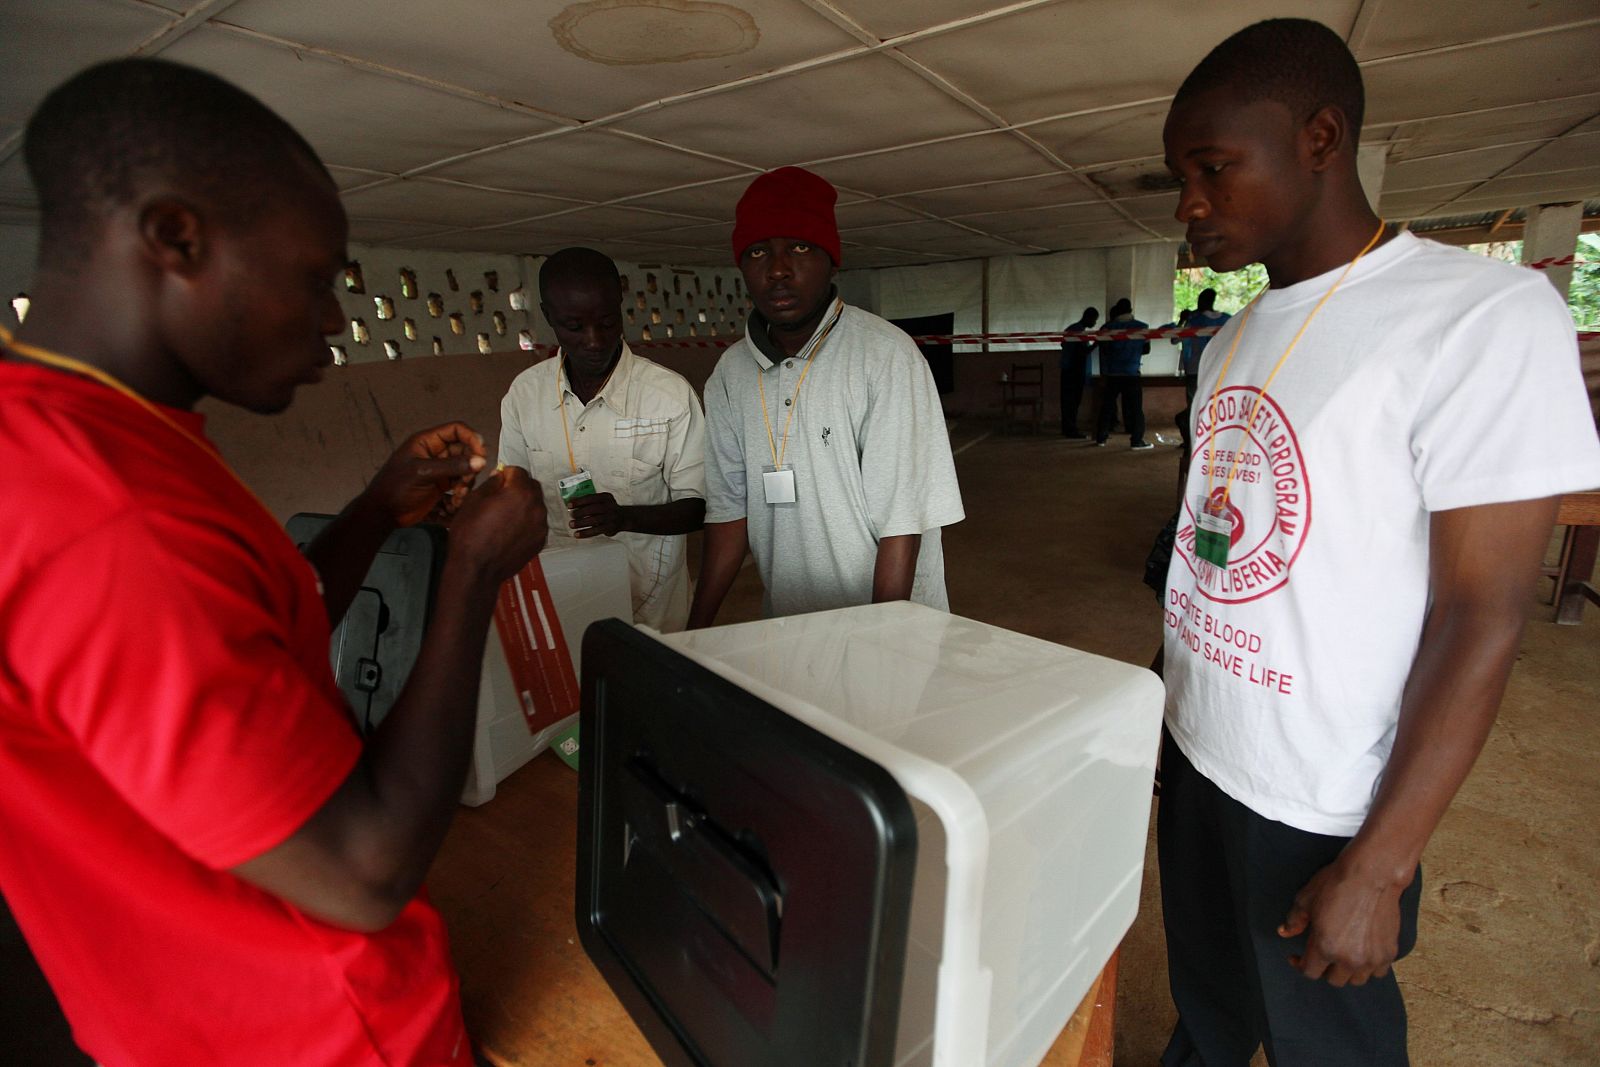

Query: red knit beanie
[731,166,841,267]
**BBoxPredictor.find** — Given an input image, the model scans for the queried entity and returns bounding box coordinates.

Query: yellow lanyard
[557,351,620,475]
[1203,221,1387,506]
[0,323,277,521]
[757,298,843,469]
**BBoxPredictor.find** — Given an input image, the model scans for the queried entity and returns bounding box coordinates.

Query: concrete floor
[4,418,1595,1065]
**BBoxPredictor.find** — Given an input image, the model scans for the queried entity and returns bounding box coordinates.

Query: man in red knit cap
[688,166,964,626]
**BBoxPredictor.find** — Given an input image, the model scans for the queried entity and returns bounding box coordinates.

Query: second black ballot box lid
[576,619,918,1067]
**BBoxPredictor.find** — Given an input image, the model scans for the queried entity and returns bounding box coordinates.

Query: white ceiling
[1,0,1597,268]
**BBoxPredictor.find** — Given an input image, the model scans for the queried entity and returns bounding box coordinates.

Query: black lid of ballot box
[577,620,918,1067]
[285,514,444,736]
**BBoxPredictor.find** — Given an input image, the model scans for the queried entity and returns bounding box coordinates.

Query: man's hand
[567,492,627,538]
[449,466,549,583]
[363,422,487,527]
[1278,851,1410,987]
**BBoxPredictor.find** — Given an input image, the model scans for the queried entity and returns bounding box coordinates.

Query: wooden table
[428,751,1115,1066]
[1549,491,1600,625]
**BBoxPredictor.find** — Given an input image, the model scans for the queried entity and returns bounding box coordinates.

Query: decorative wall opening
[374,295,395,320]
[383,340,402,360]
[343,262,365,294]
[10,293,28,323]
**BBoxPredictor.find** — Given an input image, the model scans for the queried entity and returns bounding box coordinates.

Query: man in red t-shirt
[0,60,546,1065]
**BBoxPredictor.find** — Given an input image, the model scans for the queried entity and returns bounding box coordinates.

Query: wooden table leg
[1556,525,1599,625]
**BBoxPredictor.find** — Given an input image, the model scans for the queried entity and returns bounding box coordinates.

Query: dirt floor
[3,416,1595,1065]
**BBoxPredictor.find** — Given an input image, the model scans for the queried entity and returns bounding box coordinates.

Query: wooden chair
[1000,362,1045,434]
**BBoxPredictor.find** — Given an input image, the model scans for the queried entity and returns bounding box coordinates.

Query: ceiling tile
[1385,143,1548,192]
[896,0,1361,124]
[820,1,1012,41]
[427,129,752,202]
[806,132,1056,197]
[1500,131,1600,178]
[890,173,1102,218]
[1375,93,1600,159]
[1027,219,1162,250]
[835,200,938,229]
[609,52,993,168]
[950,199,1124,235]
[219,0,862,122]
[845,219,988,250]
[1119,192,1181,222]
[161,27,564,174]
[605,176,753,219]
[347,218,463,245]
[1,0,1595,266]
[516,204,720,238]
[1025,100,1170,169]
[1078,159,1181,200]
[1461,167,1600,205]
[1362,31,1600,128]
[1353,3,1599,61]
[342,180,583,228]
[1380,183,1485,219]
[0,0,177,125]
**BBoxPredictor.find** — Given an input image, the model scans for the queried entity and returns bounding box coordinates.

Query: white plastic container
[656,601,1163,1067]
[462,538,632,806]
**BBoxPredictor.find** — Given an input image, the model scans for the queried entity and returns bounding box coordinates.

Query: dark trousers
[1158,733,1420,1067]
[1096,375,1145,444]
[1060,353,1088,434]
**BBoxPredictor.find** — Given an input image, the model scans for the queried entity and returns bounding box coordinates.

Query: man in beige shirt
[499,247,706,631]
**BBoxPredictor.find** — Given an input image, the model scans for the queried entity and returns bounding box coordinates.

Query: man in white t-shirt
[1158,20,1600,1066]
[688,167,965,625]
[499,247,706,631]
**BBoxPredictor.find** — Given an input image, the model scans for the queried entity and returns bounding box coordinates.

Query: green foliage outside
[1567,233,1600,329]
[1174,263,1268,315]
[1175,234,1599,327]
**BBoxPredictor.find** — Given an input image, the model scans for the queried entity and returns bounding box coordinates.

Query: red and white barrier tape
[513,294,1600,355]
[1525,254,1593,270]
[521,320,1599,351]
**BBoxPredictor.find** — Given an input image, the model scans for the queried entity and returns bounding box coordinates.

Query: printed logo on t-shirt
[1176,386,1312,604]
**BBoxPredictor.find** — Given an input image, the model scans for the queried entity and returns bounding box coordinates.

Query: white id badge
[762,465,796,505]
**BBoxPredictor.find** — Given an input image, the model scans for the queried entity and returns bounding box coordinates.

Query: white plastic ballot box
[575,601,1165,1067]
[462,538,631,806]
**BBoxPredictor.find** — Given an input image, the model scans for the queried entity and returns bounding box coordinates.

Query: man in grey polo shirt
[687,166,965,626]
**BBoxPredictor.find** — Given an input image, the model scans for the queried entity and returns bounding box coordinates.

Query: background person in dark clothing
[1059,305,1098,438]
[1095,297,1153,449]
